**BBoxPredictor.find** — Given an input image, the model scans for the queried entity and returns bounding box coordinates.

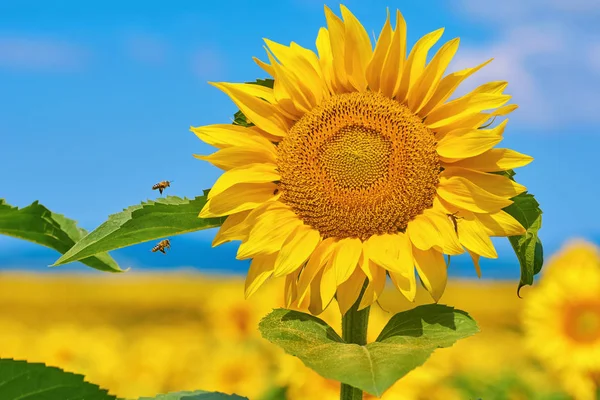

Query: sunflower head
[522,240,600,398]
[193,5,532,315]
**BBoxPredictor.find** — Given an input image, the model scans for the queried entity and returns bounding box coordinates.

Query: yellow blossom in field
[523,240,600,400]
[195,343,273,399]
[194,4,531,315]
[0,273,577,399]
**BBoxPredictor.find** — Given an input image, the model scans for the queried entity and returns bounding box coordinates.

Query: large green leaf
[53,192,225,267]
[259,305,478,397]
[503,192,543,296]
[0,199,122,272]
[139,391,248,400]
[0,358,116,399]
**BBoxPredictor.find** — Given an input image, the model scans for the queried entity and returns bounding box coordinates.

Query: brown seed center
[276,91,440,241]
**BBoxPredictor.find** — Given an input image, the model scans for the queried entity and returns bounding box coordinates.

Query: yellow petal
[291,42,324,81]
[366,232,414,275]
[234,80,277,102]
[217,200,288,241]
[457,215,498,259]
[437,175,513,213]
[319,261,338,309]
[358,261,386,310]
[467,249,482,278]
[424,209,465,255]
[199,182,278,218]
[379,10,407,98]
[448,148,533,172]
[332,237,363,285]
[426,93,512,130]
[436,120,507,160]
[366,234,400,270]
[365,9,393,92]
[264,49,309,117]
[340,4,372,92]
[407,214,441,251]
[273,225,322,278]
[472,80,509,94]
[324,6,350,92]
[284,267,301,307]
[442,167,527,198]
[417,58,493,117]
[245,253,278,298]
[435,104,518,136]
[413,247,447,302]
[264,39,324,107]
[236,210,302,259]
[194,146,276,171]
[210,82,291,138]
[190,123,276,150]
[308,269,326,315]
[396,28,445,103]
[297,237,337,304]
[208,163,279,200]
[408,38,460,112]
[253,56,275,77]
[212,210,252,247]
[316,27,335,95]
[477,210,526,237]
[389,269,416,302]
[336,267,367,315]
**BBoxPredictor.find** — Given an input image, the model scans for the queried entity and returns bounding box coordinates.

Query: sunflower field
[0,241,598,399]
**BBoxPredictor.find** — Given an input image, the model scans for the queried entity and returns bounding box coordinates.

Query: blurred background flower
[2,241,597,399]
[523,240,600,400]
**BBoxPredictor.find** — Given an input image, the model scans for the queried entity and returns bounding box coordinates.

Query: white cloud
[451,0,600,129]
[123,33,168,65]
[0,36,86,71]
[589,43,600,72]
[192,47,226,80]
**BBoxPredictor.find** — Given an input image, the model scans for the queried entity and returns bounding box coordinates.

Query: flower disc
[278,91,439,240]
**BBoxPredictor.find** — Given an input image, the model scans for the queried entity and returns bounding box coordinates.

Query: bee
[152,239,171,254]
[152,180,174,195]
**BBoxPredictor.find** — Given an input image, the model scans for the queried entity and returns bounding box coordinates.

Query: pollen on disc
[276,91,440,241]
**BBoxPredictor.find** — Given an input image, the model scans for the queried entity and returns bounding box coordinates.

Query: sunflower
[522,240,600,399]
[192,5,531,315]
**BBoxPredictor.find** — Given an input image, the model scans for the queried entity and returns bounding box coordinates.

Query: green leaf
[245,78,274,88]
[0,199,122,272]
[491,169,516,179]
[259,305,478,397]
[0,358,116,399]
[53,192,225,267]
[503,192,544,296]
[232,78,274,127]
[139,391,248,400]
[257,386,287,400]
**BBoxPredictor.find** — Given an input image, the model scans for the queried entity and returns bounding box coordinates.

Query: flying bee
[152,239,171,254]
[152,180,174,195]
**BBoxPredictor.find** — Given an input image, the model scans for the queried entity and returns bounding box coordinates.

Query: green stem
[340,282,370,400]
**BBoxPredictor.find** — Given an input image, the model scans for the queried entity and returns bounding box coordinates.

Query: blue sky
[1,0,599,276]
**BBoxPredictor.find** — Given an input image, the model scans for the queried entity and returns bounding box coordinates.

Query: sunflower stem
[340,281,370,400]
